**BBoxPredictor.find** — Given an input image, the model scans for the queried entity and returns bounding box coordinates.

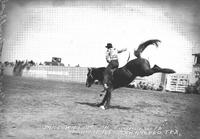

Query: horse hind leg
[141,65,175,76]
[160,68,175,74]
[152,65,175,74]
[141,67,156,76]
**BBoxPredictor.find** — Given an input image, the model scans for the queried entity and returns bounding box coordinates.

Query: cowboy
[103,43,127,89]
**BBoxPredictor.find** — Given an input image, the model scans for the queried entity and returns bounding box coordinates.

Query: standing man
[103,43,127,90]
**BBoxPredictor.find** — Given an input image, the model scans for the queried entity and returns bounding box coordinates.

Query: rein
[127,51,130,63]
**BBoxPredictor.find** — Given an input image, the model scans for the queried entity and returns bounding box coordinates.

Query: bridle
[88,68,94,81]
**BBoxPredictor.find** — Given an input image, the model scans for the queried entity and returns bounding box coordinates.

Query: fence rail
[4,66,88,83]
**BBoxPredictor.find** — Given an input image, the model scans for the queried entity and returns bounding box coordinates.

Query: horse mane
[95,67,106,71]
[134,39,161,58]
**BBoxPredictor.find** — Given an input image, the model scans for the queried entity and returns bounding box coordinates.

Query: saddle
[111,68,116,75]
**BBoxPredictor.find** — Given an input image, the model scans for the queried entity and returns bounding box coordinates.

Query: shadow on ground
[75,101,132,110]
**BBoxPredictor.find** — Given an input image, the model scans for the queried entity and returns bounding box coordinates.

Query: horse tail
[134,39,161,58]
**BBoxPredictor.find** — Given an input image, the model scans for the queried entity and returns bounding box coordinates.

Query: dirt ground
[0,76,200,139]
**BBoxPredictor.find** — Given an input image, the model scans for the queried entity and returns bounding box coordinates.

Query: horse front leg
[97,90,108,107]
[97,87,112,110]
[104,88,113,109]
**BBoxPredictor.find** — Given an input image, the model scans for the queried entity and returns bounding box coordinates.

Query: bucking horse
[86,39,175,109]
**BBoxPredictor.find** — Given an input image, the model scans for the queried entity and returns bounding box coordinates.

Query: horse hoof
[163,69,176,74]
[170,69,176,73]
[100,105,106,110]
[96,103,102,107]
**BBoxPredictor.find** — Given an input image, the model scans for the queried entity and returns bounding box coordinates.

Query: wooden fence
[4,65,192,93]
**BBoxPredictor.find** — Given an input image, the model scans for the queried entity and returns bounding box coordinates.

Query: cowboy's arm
[117,48,127,53]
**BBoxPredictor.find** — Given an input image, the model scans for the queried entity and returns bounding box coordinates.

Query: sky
[1,0,200,73]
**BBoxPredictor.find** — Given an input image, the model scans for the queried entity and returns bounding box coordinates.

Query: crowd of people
[0,60,39,76]
[2,60,37,67]
[0,60,82,76]
[1,60,81,68]
[128,81,164,91]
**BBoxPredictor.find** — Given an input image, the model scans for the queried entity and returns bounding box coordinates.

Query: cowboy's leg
[111,60,119,70]
[110,60,119,78]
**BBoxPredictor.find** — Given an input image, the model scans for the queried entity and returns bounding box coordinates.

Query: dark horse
[86,39,175,109]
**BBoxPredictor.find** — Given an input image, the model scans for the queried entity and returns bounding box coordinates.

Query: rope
[126,50,131,63]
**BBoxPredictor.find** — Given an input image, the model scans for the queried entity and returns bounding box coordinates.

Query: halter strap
[89,68,94,79]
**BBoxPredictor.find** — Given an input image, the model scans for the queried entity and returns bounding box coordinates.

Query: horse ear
[88,68,91,71]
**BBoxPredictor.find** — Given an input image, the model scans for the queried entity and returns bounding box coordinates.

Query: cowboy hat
[105,43,113,48]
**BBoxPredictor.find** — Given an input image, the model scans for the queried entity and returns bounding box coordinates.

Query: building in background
[44,57,64,66]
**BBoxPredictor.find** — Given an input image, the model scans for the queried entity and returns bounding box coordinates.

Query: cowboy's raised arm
[117,48,127,53]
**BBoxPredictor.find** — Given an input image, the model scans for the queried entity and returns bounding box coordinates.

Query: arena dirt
[0,76,200,139]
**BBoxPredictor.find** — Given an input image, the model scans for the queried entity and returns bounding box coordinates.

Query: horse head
[86,68,95,87]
